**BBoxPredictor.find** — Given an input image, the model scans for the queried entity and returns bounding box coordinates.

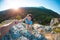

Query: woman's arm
[0,20,16,39]
[19,16,28,22]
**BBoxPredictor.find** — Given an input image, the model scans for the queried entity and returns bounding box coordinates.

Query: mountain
[0,7,60,25]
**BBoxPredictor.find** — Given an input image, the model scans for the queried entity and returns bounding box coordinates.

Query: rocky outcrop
[2,23,47,40]
[50,18,60,27]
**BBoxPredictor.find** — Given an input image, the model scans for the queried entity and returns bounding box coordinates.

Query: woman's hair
[24,13,34,20]
[28,14,34,21]
[27,14,32,18]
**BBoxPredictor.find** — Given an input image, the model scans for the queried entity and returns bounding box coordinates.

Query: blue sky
[0,0,60,14]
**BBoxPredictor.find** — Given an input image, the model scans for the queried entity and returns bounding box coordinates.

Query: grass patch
[52,27,60,33]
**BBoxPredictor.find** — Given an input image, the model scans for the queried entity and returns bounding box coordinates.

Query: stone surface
[1,20,60,40]
[50,18,60,27]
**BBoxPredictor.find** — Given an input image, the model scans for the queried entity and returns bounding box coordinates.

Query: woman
[14,14,33,33]
[21,14,33,33]
[25,14,33,31]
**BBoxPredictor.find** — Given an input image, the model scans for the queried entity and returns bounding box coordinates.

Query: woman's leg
[29,25,32,34]
[26,24,29,30]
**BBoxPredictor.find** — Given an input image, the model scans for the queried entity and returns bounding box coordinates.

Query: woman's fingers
[12,20,19,25]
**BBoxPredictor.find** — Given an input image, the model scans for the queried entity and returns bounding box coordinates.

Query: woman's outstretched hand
[12,20,19,25]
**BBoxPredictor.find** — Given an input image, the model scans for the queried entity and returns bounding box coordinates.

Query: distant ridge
[0,7,60,25]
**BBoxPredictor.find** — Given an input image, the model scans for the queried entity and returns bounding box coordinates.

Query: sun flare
[12,7,19,10]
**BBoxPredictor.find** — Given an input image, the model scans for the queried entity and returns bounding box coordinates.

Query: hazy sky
[0,0,60,14]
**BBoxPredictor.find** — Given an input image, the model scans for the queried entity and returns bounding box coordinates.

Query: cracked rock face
[2,22,60,40]
[50,18,60,27]
[2,23,47,40]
